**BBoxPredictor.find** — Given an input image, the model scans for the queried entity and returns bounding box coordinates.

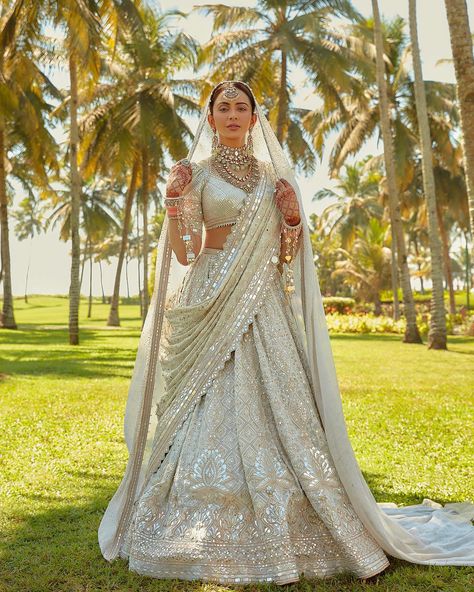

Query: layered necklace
[212,142,260,194]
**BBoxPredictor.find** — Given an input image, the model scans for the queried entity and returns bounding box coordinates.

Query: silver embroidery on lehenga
[117,165,390,585]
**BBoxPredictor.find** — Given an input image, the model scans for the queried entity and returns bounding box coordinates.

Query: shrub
[322,297,356,314]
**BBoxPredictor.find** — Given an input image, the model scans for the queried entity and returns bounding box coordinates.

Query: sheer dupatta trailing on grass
[99,81,474,567]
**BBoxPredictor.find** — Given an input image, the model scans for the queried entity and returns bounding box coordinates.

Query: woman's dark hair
[209,81,256,114]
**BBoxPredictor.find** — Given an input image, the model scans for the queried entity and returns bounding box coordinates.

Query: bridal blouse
[200,158,248,230]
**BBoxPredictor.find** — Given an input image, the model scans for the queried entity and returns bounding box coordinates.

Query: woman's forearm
[278,216,302,270]
[167,213,202,266]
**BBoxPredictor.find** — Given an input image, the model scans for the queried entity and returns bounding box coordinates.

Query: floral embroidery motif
[188,448,236,498]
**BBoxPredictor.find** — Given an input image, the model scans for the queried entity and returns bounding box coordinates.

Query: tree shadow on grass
[0,327,139,346]
[2,467,470,592]
[0,328,140,380]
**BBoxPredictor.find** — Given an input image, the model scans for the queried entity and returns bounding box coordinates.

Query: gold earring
[247,127,254,157]
[212,128,218,154]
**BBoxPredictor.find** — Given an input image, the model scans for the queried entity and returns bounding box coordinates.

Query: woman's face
[208,89,257,148]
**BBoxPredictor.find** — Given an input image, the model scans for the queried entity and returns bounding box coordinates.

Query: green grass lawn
[1,296,473,592]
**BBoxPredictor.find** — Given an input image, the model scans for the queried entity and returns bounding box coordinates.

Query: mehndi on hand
[273,178,300,225]
[165,159,197,264]
[165,160,193,198]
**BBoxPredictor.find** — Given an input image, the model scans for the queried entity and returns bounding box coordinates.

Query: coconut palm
[47,178,120,315]
[371,0,421,342]
[444,0,474,248]
[408,0,447,349]
[304,15,411,321]
[193,0,361,175]
[332,218,392,315]
[81,5,199,325]
[313,160,383,250]
[0,2,59,329]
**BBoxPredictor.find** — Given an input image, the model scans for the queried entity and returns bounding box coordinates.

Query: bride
[98,80,474,585]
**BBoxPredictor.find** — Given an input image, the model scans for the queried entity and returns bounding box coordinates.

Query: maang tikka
[210,81,255,157]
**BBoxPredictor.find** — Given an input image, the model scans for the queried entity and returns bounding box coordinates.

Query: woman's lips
[227,125,240,129]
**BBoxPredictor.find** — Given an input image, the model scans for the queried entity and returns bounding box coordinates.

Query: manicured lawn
[1,296,473,592]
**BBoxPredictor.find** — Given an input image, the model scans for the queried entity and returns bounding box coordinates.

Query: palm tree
[303,17,463,327]
[444,0,474,332]
[194,0,361,175]
[444,0,474,248]
[371,0,421,343]
[82,6,199,325]
[0,1,59,329]
[13,196,44,303]
[304,16,411,321]
[56,2,102,344]
[47,178,120,316]
[313,160,383,250]
[332,218,392,315]
[408,0,447,349]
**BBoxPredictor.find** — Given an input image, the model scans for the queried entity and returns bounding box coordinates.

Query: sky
[8,0,473,296]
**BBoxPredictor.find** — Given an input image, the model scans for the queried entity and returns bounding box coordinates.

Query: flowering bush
[325,311,474,336]
[322,297,355,314]
[326,312,405,334]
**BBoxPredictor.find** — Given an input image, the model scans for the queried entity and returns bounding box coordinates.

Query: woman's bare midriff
[203,224,234,250]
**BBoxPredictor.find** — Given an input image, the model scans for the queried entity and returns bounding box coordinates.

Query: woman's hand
[166,160,193,198]
[273,178,300,225]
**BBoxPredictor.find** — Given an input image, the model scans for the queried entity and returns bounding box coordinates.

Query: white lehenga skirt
[118,246,391,585]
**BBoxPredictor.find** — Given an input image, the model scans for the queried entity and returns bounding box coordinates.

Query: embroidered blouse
[178,157,302,261]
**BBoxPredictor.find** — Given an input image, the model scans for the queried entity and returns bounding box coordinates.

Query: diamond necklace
[212,143,260,194]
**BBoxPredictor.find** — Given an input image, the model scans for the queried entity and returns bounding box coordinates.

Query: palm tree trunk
[413,235,425,293]
[374,292,382,316]
[107,160,138,326]
[136,200,142,318]
[68,53,81,345]
[0,122,17,329]
[444,0,474,249]
[87,238,93,318]
[98,260,105,304]
[372,0,422,343]
[408,0,447,349]
[125,254,130,299]
[276,49,288,143]
[141,147,149,320]
[465,231,471,310]
[24,236,32,304]
[444,0,474,333]
[390,230,400,319]
[436,201,456,314]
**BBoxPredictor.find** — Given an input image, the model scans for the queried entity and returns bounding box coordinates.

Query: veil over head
[99,81,474,565]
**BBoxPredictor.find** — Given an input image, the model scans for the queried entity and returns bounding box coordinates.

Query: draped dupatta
[143,162,283,486]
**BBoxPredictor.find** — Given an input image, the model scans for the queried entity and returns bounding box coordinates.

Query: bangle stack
[165,158,196,264]
[164,194,196,263]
